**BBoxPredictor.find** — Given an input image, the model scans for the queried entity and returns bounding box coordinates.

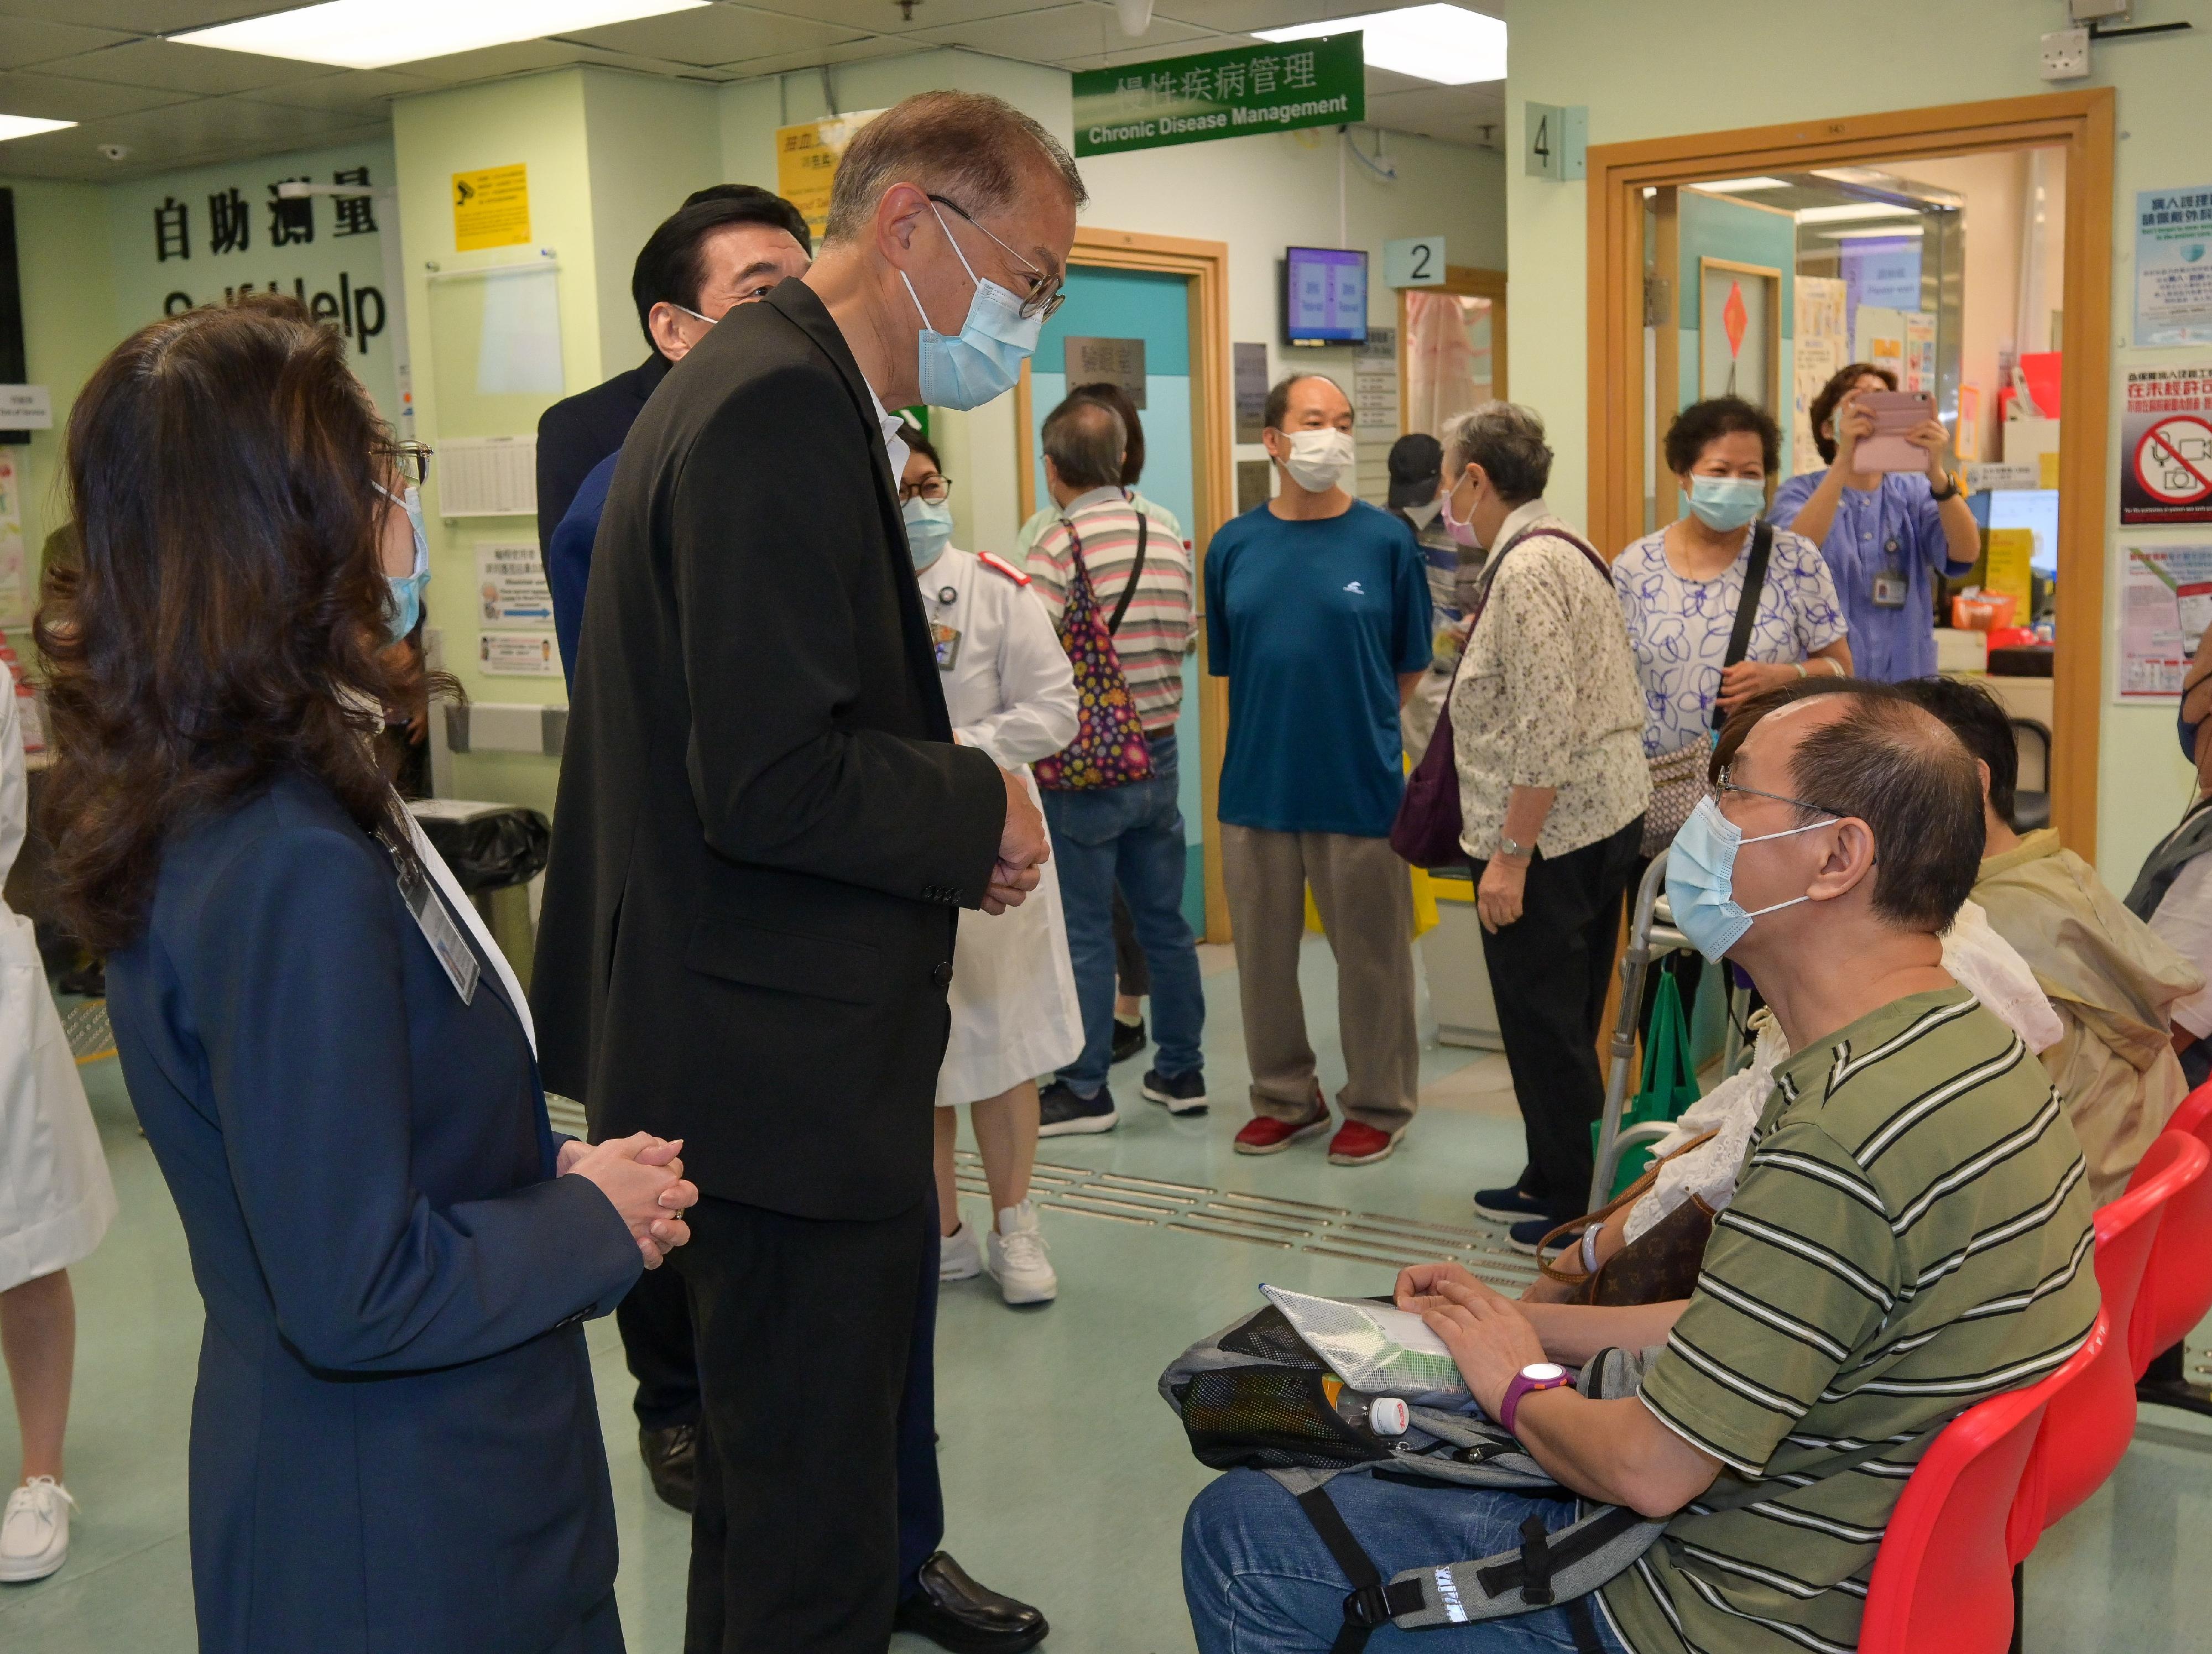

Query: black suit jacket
[533,279,1006,1220]
[534,352,671,562]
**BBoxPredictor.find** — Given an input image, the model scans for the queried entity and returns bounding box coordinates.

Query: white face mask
[1281,428,1356,493]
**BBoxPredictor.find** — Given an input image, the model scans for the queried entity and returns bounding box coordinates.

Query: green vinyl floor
[4,937,2210,1652]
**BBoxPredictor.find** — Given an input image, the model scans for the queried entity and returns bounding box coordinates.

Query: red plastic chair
[2128,1083,2212,1373]
[2032,1131,2208,1528]
[1859,1316,2103,1654]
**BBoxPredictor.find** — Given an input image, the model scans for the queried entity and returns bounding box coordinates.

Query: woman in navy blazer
[35,295,695,1653]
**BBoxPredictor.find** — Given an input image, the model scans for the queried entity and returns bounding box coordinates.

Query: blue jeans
[1041,732,1206,1094]
[1183,1470,1631,1654]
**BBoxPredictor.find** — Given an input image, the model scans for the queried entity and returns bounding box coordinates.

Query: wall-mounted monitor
[1284,246,1368,346]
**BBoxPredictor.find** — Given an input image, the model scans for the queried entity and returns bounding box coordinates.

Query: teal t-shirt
[1206,499,1432,837]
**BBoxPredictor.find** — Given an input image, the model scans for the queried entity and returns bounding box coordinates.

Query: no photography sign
[2124,365,2212,525]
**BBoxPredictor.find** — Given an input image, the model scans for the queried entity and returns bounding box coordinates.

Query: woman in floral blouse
[1442,402,1650,1244]
[1614,397,1851,760]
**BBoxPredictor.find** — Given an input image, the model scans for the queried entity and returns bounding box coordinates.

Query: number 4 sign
[1525,103,1588,181]
[1384,237,1445,288]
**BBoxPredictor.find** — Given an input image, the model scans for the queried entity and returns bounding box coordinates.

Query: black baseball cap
[1386,432,1443,508]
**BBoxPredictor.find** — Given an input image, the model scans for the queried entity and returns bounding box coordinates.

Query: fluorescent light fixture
[1820,225,1926,240]
[1693,176,1790,194]
[0,115,75,143]
[174,0,710,71]
[1794,201,1921,225]
[1255,4,1506,86]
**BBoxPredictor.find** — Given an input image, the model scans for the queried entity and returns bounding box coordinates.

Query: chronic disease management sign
[1071,34,1365,159]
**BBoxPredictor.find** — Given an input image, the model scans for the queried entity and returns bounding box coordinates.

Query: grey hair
[824,90,1086,246]
[1042,396,1127,492]
[1442,401,1552,504]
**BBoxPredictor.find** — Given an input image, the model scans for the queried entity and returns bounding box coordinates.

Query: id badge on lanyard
[1871,527,1907,609]
[390,843,479,1004]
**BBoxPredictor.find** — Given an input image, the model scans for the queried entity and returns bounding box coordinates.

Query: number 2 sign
[1384,236,1446,289]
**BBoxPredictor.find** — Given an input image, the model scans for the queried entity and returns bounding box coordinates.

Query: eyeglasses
[387,441,434,487]
[1712,765,1837,819]
[928,193,1065,321]
[900,474,954,504]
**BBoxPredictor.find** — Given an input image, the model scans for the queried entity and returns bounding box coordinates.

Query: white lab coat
[922,546,1086,1106]
[0,685,116,1293]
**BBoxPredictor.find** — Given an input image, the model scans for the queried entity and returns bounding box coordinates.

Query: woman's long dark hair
[39,294,425,952]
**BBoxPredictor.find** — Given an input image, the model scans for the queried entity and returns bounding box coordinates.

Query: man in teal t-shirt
[1207,373,1432,1168]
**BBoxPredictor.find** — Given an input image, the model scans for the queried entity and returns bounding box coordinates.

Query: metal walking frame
[1586,852,1752,1212]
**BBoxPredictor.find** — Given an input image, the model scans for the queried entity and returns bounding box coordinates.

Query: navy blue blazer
[108,773,643,1654]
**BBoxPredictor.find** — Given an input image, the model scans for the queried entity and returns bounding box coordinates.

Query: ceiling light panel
[175,0,712,71]
[1693,176,1790,194]
[1256,4,1506,86]
[1794,202,1921,224]
[0,115,75,143]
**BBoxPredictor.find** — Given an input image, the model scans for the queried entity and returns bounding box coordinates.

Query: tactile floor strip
[957,1151,1537,1291]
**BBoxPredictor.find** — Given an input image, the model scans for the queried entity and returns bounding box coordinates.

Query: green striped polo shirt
[1601,987,2098,1654]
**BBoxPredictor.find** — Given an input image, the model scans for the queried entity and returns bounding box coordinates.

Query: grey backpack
[1161,1300,1667,1652]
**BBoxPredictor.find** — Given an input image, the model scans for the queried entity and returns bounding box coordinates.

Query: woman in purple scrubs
[1770,362,1981,681]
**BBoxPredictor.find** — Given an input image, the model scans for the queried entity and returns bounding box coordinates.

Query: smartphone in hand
[1853,390,1938,473]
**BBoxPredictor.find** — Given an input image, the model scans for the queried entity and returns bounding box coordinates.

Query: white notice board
[440,435,536,516]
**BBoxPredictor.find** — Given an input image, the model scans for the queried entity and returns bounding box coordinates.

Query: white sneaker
[0,1477,75,1583]
[939,1219,983,1282]
[985,1201,1058,1305]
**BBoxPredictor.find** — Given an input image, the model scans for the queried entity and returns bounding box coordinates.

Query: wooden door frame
[1586,88,2115,859]
[1395,264,1509,431]
[1013,227,1237,939]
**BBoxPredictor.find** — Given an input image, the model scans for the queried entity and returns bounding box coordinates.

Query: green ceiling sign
[1072,34,1365,159]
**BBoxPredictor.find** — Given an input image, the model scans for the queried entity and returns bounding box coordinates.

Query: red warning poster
[2123,364,2212,525]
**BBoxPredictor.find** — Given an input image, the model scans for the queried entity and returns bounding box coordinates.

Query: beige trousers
[1220,824,1420,1133]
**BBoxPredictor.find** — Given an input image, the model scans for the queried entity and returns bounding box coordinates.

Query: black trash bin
[406,801,551,987]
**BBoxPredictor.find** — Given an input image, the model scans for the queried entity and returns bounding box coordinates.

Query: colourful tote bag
[1593,967,1702,1199]
[1032,513,1154,792]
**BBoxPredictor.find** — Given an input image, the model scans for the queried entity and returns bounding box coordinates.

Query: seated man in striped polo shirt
[1183,683,2098,1654]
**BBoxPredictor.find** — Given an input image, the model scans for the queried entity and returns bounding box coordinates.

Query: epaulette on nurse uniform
[976,551,1031,586]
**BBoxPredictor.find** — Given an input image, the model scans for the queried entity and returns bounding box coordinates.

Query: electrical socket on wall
[2041,25,2091,79]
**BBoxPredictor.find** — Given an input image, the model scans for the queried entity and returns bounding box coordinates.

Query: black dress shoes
[638,1422,697,1514]
[894,1551,1048,1653]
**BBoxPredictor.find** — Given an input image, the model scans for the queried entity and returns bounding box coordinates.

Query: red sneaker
[1327,1120,1404,1166]
[1233,1105,1331,1155]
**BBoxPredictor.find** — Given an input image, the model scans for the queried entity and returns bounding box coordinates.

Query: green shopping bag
[1593,968,1702,1200]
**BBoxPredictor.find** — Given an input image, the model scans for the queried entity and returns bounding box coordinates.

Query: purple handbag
[1389,522,1611,869]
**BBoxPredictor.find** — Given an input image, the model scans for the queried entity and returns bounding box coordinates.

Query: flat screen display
[1285,246,1368,345]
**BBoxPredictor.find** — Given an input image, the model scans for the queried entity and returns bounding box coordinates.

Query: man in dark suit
[534,184,812,576]
[534,91,1081,1653]
[534,184,811,1512]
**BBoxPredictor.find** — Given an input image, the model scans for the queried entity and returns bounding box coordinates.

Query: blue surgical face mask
[904,495,954,569]
[901,203,1042,411]
[1666,794,1834,962]
[1687,474,1766,533]
[376,481,430,645]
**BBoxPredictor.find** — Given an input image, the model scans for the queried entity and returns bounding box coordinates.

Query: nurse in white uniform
[900,426,1084,1306]
[0,678,117,1583]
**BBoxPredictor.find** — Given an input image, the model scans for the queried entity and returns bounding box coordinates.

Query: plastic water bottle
[1326,1378,1409,1436]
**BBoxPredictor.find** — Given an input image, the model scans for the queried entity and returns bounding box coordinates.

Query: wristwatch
[1499,1361,1577,1436]
[1928,468,1961,502]
[1496,832,1532,861]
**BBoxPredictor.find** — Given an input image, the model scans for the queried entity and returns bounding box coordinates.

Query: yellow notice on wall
[452,164,530,252]
[1984,527,2036,612]
[775,110,885,240]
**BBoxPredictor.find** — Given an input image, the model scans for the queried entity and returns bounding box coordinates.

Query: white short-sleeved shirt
[1613,522,1848,759]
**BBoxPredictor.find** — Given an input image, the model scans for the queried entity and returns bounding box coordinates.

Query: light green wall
[392,69,601,815]
[1500,0,2206,888]
[582,70,721,378]
[1,178,114,586]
